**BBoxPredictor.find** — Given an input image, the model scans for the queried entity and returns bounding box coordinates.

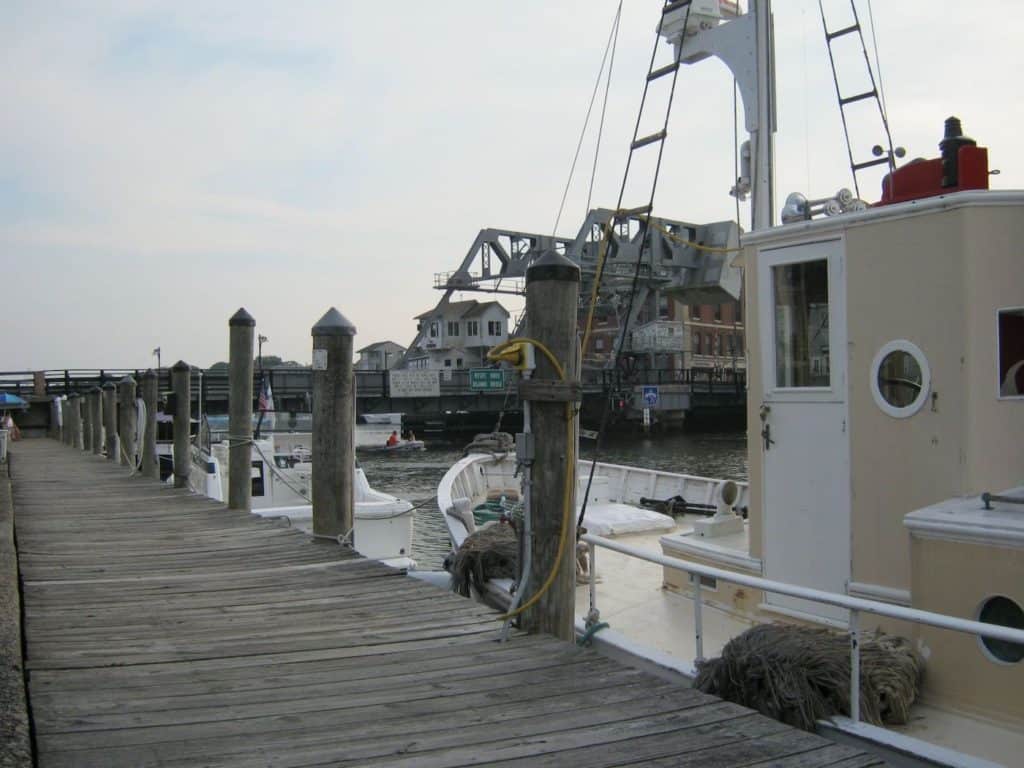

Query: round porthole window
[870,340,930,418]
[976,595,1024,664]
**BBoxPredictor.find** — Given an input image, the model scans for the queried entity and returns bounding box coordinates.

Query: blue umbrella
[0,392,29,410]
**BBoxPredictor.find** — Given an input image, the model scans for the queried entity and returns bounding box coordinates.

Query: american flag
[258,379,274,413]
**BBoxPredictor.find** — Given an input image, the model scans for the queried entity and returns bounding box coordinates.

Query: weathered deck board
[12,440,886,767]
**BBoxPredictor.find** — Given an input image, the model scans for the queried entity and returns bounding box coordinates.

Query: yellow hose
[486,338,575,623]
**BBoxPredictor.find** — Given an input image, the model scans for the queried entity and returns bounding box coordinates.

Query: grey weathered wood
[228,309,255,510]
[170,361,191,488]
[88,388,102,456]
[80,391,92,451]
[311,307,356,538]
[102,381,117,461]
[10,440,884,768]
[521,250,580,640]
[139,370,158,479]
[117,375,137,467]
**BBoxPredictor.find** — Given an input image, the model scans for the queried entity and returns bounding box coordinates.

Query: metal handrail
[582,532,1024,724]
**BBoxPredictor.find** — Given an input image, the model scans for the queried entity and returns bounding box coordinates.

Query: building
[403,299,510,371]
[355,341,405,371]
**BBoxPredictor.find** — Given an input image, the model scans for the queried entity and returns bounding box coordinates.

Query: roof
[357,341,405,354]
[460,301,510,319]
[414,299,508,321]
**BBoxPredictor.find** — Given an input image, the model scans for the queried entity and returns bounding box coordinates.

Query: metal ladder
[612,0,692,228]
[581,0,693,363]
[818,0,897,199]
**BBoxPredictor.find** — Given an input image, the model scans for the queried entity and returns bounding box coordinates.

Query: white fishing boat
[190,433,416,569]
[437,1,1024,765]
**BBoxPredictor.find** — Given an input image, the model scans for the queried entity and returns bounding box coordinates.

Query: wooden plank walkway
[11,440,885,767]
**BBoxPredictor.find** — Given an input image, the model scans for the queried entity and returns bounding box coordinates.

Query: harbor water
[360,431,748,570]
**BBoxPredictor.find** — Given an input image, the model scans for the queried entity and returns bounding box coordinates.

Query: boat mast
[666,0,776,231]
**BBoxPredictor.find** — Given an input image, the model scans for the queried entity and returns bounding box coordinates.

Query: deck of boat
[9,440,885,767]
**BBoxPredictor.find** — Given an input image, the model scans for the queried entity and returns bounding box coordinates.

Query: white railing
[582,533,1024,724]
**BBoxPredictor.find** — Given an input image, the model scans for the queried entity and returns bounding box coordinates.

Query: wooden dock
[9,440,884,767]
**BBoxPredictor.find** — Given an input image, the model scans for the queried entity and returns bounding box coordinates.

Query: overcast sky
[3,1,1021,370]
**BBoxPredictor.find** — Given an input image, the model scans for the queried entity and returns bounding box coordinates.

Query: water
[359,431,748,570]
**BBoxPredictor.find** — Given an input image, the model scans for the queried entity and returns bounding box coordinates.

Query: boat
[436,1,1024,765]
[189,432,416,569]
[359,439,426,453]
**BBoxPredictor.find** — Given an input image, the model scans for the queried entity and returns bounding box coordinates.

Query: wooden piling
[521,250,580,641]
[171,361,191,489]
[80,391,92,452]
[311,308,356,539]
[89,388,103,456]
[60,400,69,445]
[140,370,159,480]
[118,375,137,468]
[102,382,117,461]
[68,394,83,450]
[228,309,256,511]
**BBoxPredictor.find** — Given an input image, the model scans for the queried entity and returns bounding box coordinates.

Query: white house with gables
[355,341,405,371]
[403,299,510,371]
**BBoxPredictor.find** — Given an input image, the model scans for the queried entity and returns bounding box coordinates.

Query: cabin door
[758,239,850,624]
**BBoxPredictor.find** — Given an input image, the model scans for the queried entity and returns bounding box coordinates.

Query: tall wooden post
[118,375,138,468]
[49,397,61,441]
[89,388,103,456]
[520,250,580,640]
[81,391,93,451]
[171,361,192,489]
[140,369,159,479]
[311,308,356,538]
[60,399,69,445]
[67,394,82,450]
[228,308,255,511]
[102,382,118,461]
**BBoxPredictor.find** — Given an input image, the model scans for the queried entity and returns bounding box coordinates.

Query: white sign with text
[389,369,440,398]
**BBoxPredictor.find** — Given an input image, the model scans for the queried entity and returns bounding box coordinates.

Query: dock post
[119,375,138,468]
[60,399,70,445]
[228,309,256,510]
[81,390,92,451]
[102,382,118,461]
[140,370,159,479]
[521,250,580,640]
[311,308,356,539]
[68,394,83,450]
[171,361,192,489]
[89,388,103,456]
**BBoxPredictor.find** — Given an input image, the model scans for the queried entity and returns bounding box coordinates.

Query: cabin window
[251,461,265,497]
[976,595,1024,664]
[870,340,930,418]
[772,259,830,387]
[997,307,1024,398]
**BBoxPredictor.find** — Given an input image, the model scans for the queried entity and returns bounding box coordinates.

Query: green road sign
[469,368,506,391]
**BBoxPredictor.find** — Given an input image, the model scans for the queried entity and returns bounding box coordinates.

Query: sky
[3,1,1022,370]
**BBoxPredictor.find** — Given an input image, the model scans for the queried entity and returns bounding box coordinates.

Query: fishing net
[447,522,518,598]
[694,623,923,730]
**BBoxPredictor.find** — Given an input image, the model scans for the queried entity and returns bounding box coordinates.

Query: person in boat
[386,430,399,447]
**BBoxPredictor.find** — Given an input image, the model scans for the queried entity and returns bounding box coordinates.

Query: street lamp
[152,346,161,372]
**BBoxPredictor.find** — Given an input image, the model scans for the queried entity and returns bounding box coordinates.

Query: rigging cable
[865,0,888,119]
[552,1,624,237]
[585,0,623,219]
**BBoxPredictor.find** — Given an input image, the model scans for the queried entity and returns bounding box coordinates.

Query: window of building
[870,339,930,418]
[488,320,504,336]
[466,320,479,337]
[456,358,463,368]
[977,595,1024,663]
[714,304,723,322]
[704,334,711,355]
[447,321,459,337]
[691,305,702,321]
[997,307,1024,398]
[693,332,702,355]
[429,322,439,338]
[658,295,670,320]
[443,359,451,367]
